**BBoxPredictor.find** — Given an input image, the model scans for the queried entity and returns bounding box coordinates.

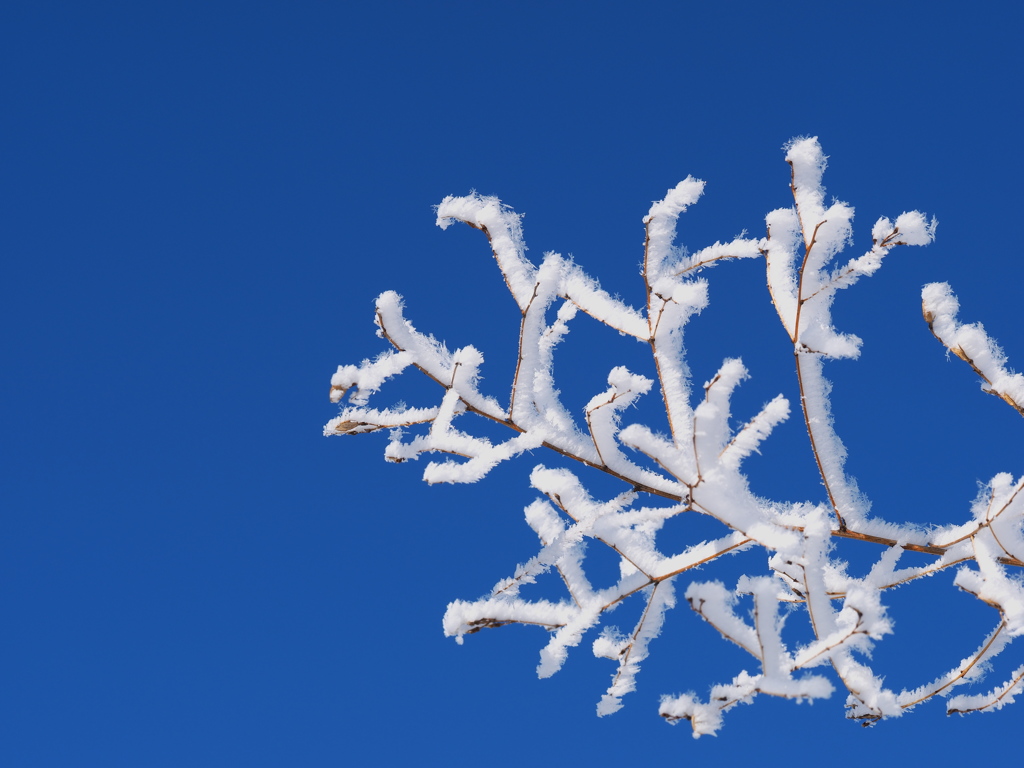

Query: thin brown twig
[899,620,1007,710]
[794,351,847,530]
[606,583,663,692]
[923,310,1024,418]
[947,664,1024,714]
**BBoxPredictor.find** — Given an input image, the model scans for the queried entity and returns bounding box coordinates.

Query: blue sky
[2,1,1022,765]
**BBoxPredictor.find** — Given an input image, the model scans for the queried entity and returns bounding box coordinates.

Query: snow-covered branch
[326,138,1023,737]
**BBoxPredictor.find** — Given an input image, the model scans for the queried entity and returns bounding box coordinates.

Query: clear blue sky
[2,1,1022,765]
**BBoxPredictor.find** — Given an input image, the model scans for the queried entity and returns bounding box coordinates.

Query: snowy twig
[327,138,1023,736]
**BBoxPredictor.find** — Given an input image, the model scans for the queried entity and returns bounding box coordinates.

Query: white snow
[328,138,1022,737]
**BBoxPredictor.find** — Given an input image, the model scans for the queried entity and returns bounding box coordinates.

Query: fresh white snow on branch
[327,137,1023,737]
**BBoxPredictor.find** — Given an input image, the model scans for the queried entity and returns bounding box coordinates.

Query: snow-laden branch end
[326,138,1023,737]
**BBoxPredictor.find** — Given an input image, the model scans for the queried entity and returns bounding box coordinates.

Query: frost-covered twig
[327,138,1024,737]
[923,282,1024,417]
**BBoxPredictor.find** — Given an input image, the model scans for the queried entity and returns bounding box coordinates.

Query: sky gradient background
[3,1,1023,765]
